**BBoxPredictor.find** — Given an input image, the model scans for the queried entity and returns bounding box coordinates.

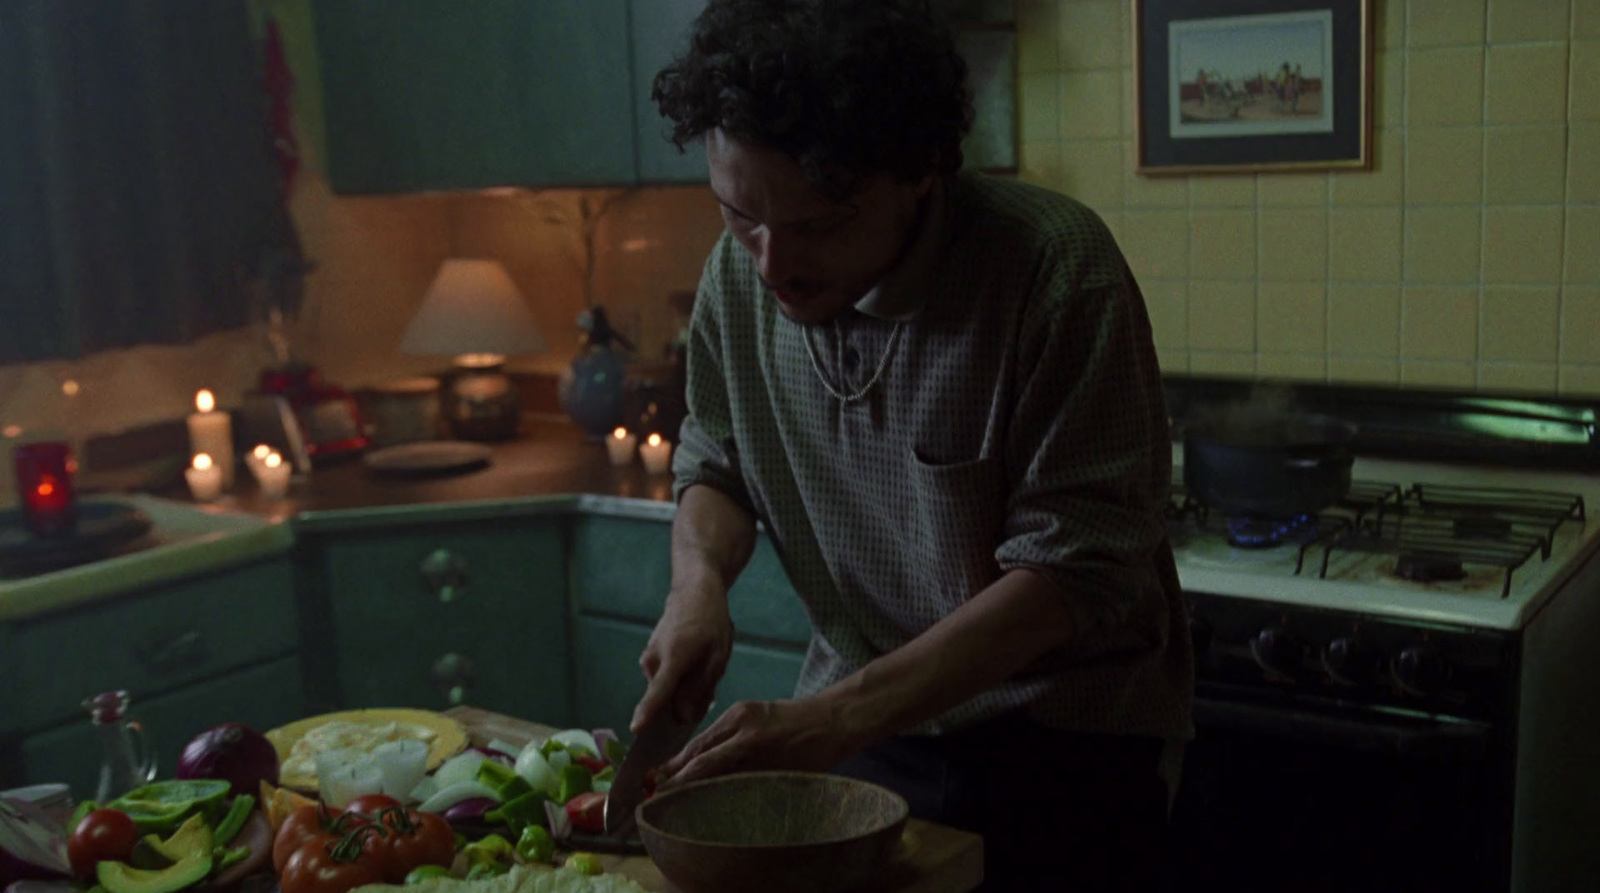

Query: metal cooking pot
[1183,414,1358,518]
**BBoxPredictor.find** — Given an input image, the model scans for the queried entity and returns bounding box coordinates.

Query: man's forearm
[819,568,1083,750]
[671,483,759,602]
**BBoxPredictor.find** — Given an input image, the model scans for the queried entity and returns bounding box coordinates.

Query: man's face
[705,130,931,326]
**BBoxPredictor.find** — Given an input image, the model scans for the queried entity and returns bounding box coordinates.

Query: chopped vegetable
[404,865,451,885]
[592,731,624,767]
[563,793,607,836]
[459,835,511,869]
[555,766,592,806]
[474,761,532,802]
[548,731,600,760]
[211,796,255,849]
[512,746,559,800]
[564,853,603,877]
[432,752,495,790]
[439,798,498,826]
[464,861,508,880]
[212,845,250,873]
[513,826,554,865]
[416,781,499,816]
[139,815,211,865]
[106,781,232,835]
[483,792,550,834]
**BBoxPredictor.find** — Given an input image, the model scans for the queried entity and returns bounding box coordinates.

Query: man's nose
[755,229,794,286]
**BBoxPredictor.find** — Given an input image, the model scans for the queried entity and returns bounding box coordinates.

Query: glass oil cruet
[83,690,156,802]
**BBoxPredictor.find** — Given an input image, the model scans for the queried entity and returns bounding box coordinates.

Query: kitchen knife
[603,711,699,839]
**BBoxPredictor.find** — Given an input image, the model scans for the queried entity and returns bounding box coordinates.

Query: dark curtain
[0,0,278,362]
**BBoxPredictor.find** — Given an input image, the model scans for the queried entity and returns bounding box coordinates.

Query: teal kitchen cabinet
[630,0,709,183]
[0,558,303,793]
[569,514,809,732]
[295,517,572,726]
[313,0,636,193]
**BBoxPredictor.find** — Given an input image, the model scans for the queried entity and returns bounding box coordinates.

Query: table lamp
[400,259,548,441]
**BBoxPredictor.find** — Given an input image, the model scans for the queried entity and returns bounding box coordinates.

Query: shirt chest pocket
[907,451,1007,614]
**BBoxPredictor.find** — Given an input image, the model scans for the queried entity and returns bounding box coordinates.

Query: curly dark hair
[651,0,974,200]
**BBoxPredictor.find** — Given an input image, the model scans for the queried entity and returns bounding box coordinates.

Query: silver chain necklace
[801,320,904,403]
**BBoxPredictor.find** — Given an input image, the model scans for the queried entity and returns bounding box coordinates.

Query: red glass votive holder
[13,442,78,536]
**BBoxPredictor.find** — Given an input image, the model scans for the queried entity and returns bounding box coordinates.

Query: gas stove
[1169,453,1600,630]
[1160,378,1600,893]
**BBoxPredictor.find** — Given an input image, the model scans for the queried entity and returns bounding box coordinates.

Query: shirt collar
[852,177,953,322]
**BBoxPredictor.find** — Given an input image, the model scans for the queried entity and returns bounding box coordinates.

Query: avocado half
[99,816,215,893]
[96,854,213,893]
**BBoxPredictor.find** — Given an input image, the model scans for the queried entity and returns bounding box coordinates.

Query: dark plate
[363,442,492,478]
[0,501,153,578]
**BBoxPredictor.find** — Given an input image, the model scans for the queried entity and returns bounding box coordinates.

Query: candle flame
[265,452,283,469]
[61,380,80,397]
[196,389,216,413]
[193,453,213,471]
[613,427,628,440]
[253,444,272,460]
[36,477,56,498]
[647,433,663,447]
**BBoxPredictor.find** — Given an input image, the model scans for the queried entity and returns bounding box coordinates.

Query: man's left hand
[656,697,859,788]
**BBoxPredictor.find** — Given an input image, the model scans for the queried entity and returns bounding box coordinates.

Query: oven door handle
[1194,696,1493,757]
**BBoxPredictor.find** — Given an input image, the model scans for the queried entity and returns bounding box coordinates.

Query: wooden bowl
[636,772,909,893]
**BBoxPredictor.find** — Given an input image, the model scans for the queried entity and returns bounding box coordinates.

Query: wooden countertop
[444,706,984,893]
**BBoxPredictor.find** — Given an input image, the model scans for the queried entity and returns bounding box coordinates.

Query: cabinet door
[303,519,571,726]
[572,616,802,734]
[314,0,636,193]
[0,559,298,736]
[10,654,305,796]
[630,0,709,183]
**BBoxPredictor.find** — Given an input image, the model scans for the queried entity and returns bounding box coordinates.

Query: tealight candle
[247,443,273,478]
[257,451,291,499]
[639,433,673,476]
[12,441,77,536]
[185,453,223,503]
[186,390,235,490]
[606,427,638,466]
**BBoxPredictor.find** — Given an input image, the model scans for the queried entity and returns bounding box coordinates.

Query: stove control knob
[1250,628,1306,676]
[1393,645,1452,696]
[1322,637,1382,686]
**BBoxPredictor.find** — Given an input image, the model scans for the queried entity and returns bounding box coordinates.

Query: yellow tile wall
[1019,0,1600,395]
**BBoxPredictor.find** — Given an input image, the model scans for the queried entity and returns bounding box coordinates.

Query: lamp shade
[400,259,548,358]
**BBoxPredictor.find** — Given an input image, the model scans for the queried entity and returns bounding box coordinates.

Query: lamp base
[445,369,522,441]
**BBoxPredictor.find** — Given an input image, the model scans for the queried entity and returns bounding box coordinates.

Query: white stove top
[1171,451,1600,630]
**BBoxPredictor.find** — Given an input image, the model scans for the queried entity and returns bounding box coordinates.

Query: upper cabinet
[312,0,1015,194]
[314,0,636,192]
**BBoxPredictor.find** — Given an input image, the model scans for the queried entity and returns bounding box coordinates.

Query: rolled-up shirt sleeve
[670,241,757,516]
[995,244,1172,631]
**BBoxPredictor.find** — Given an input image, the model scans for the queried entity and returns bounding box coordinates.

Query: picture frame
[1134,0,1374,176]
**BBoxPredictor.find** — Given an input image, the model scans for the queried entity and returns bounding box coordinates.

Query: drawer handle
[134,629,209,675]
[431,652,475,706]
[421,549,468,603]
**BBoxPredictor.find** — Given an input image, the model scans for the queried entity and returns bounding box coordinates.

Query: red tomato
[342,794,403,821]
[280,836,385,893]
[377,810,456,882]
[272,803,338,873]
[67,809,139,878]
[573,754,609,775]
[565,792,607,834]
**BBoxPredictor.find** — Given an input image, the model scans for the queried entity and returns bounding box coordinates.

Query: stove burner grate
[1301,483,1587,598]
[1225,515,1318,548]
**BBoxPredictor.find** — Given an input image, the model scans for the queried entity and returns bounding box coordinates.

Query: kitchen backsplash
[2,0,1596,468]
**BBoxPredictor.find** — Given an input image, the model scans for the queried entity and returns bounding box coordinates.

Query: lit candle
[606,426,638,466]
[12,442,77,536]
[639,433,673,476]
[186,390,235,490]
[247,443,273,478]
[185,453,223,503]
[256,451,292,499]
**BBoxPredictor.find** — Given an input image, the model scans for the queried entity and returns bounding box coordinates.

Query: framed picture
[1134,0,1373,175]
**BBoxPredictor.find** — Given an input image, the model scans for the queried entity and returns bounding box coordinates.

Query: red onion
[174,724,280,797]
[0,800,70,889]
[440,798,497,825]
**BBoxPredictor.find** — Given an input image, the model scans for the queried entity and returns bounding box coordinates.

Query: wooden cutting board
[444,706,984,893]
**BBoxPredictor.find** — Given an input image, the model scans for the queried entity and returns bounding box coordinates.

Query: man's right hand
[631,585,734,733]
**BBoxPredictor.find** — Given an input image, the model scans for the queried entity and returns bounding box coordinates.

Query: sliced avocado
[142,815,214,864]
[127,839,175,871]
[97,853,213,893]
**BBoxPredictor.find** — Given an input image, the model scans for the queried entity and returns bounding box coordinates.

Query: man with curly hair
[628,1,1191,889]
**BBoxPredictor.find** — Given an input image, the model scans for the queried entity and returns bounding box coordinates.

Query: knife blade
[604,711,699,839]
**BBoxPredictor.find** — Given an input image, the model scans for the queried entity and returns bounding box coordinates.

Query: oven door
[1164,688,1508,893]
